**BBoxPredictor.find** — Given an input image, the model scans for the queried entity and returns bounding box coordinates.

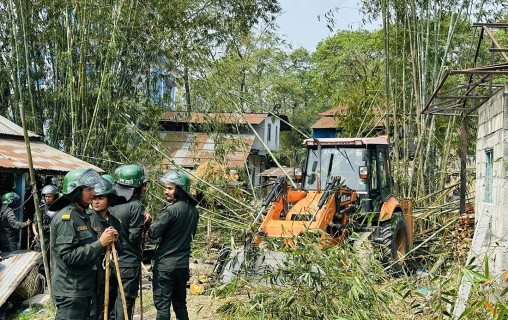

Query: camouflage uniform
[34,203,52,252]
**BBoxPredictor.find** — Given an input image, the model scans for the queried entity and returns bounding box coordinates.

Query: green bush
[216,232,395,319]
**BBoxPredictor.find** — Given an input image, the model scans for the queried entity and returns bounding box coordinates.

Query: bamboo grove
[1,0,508,219]
[0,0,280,171]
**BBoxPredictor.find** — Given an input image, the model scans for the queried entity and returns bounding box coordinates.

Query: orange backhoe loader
[215,137,413,282]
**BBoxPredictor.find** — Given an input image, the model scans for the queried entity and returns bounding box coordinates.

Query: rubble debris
[21,294,51,307]
[453,205,475,258]
[0,251,42,307]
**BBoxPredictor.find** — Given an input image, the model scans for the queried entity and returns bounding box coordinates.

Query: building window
[268,123,271,141]
[485,150,493,203]
[275,126,278,143]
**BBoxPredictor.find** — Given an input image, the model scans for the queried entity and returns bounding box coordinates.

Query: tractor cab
[302,137,393,217]
[214,136,413,282]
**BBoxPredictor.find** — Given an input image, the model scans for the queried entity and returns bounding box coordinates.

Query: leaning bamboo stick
[111,242,128,320]
[17,77,54,307]
[104,246,111,320]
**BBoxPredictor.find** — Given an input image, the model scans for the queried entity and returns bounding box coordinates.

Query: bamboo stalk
[18,0,37,132]
[382,0,390,138]
[64,5,76,154]
[111,242,128,320]
[17,94,54,307]
[104,245,111,320]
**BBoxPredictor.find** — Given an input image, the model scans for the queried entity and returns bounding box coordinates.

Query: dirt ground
[132,259,223,320]
[8,259,223,320]
[133,289,222,320]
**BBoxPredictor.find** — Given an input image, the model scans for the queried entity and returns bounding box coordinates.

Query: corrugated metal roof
[0,116,40,139]
[303,137,389,146]
[0,251,42,306]
[316,106,384,128]
[161,132,254,168]
[319,105,349,116]
[160,111,269,125]
[258,167,301,177]
[0,138,103,173]
[311,117,340,129]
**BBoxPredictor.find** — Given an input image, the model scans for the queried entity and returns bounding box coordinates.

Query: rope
[13,192,33,210]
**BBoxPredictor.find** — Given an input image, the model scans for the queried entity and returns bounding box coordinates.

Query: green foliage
[7,303,56,320]
[216,233,395,320]
[0,0,280,163]
[311,29,385,137]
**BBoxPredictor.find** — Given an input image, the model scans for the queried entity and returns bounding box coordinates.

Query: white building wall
[475,85,508,277]
[251,116,280,153]
[251,124,265,151]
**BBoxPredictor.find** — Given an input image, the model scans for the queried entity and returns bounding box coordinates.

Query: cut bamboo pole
[111,242,128,320]
[104,246,111,320]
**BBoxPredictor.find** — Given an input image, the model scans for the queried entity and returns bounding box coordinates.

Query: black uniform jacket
[88,209,123,259]
[109,198,144,267]
[50,202,104,297]
[0,206,25,250]
[148,200,199,271]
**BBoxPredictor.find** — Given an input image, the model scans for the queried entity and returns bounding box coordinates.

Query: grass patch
[6,303,55,320]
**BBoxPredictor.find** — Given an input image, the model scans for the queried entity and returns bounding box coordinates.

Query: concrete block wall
[475,85,508,277]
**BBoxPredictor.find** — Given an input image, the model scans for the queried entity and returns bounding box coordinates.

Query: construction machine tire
[376,212,408,274]
[213,244,231,276]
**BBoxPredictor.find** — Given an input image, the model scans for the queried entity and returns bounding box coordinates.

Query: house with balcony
[159,111,290,187]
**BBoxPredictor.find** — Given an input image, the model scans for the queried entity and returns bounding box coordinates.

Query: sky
[276,0,381,52]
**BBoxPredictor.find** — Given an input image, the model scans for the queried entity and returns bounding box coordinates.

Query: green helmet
[160,170,191,193]
[114,164,145,188]
[102,174,114,184]
[63,168,102,195]
[94,178,116,196]
[2,192,20,204]
[41,185,58,195]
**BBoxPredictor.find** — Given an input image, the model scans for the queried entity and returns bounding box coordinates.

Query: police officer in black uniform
[50,168,118,320]
[148,170,199,320]
[33,185,58,254]
[88,176,123,320]
[0,192,30,251]
[110,164,148,320]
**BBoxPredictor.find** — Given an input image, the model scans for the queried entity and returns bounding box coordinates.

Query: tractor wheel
[376,212,409,274]
[213,244,231,276]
